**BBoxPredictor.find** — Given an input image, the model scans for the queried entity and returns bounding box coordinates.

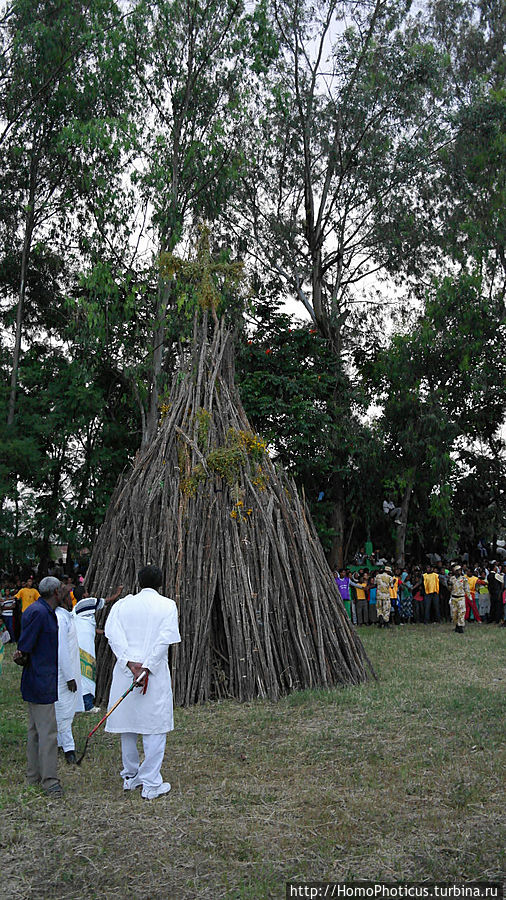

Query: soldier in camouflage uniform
[375,566,395,628]
[448,565,470,633]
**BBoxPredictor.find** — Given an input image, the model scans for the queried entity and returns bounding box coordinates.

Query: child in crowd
[368,574,377,624]
[350,571,368,626]
[411,569,424,623]
[463,566,482,622]
[335,569,352,621]
[0,617,10,674]
[399,570,413,622]
[476,570,490,621]
[389,569,401,624]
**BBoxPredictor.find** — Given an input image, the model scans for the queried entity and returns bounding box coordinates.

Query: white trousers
[120,732,166,791]
[57,726,75,752]
[55,685,79,751]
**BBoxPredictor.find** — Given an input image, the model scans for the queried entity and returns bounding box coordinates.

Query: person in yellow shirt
[350,572,368,625]
[14,577,40,613]
[422,566,440,624]
[389,571,400,624]
[464,567,482,622]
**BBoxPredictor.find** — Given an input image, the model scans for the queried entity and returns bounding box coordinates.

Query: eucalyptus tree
[117,0,270,450]
[398,0,506,558]
[0,0,141,567]
[0,0,272,558]
[452,443,506,557]
[0,248,141,570]
[426,0,505,294]
[236,305,379,561]
[234,0,454,342]
[227,0,455,563]
[360,273,506,564]
[0,0,131,428]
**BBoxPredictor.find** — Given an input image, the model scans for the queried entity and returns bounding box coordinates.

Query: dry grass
[0,623,504,899]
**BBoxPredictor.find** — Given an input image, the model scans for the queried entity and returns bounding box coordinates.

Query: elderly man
[55,585,82,763]
[104,565,180,800]
[13,576,64,797]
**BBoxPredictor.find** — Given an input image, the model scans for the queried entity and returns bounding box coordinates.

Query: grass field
[0,623,504,900]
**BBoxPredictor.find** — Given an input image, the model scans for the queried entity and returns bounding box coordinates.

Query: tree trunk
[67,426,95,552]
[343,515,357,567]
[37,449,66,576]
[37,537,52,579]
[141,279,171,451]
[7,205,36,425]
[7,149,38,427]
[14,480,19,539]
[327,354,347,571]
[395,475,415,566]
[329,494,345,569]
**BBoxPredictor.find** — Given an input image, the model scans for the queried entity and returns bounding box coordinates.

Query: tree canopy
[0,0,504,571]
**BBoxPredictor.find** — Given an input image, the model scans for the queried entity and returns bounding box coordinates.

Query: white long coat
[104,588,181,735]
[55,606,83,728]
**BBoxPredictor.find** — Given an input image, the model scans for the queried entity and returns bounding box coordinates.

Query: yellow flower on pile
[159,402,171,423]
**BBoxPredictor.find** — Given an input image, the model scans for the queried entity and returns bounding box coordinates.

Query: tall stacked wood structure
[87,232,372,705]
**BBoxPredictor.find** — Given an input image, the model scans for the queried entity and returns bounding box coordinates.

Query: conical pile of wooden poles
[87,315,373,705]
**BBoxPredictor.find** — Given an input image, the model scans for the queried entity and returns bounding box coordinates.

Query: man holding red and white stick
[104,565,180,800]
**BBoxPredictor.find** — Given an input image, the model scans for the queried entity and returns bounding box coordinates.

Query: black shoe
[65,750,77,764]
[456,625,464,634]
[44,782,64,797]
[383,620,391,628]
[377,616,384,628]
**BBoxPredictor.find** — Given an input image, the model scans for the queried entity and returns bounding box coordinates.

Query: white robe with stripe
[74,608,98,697]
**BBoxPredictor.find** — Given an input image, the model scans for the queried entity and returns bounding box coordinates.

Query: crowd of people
[0,571,83,644]
[333,560,506,631]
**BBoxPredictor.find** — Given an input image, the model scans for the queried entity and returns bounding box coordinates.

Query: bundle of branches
[88,313,373,706]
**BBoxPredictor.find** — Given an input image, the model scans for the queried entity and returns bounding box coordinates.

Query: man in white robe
[104,565,181,800]
[73,584,122,711]
[74,596,101,711]
[55,588,83,763]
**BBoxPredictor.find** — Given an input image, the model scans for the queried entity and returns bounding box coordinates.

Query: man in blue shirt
[13,576,63,797]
